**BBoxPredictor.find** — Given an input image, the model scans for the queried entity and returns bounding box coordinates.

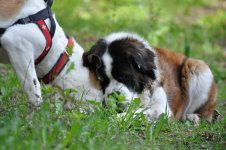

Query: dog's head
[83,32,158,104]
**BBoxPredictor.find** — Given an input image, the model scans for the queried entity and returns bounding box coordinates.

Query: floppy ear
[83,53,105,81]
[89,39,107,56]
[87,54,102,68]
[83,39,108,82]
[131,49,157,80]
[88,54,105,81]
[83,39,107,68]
[83,38,107,68]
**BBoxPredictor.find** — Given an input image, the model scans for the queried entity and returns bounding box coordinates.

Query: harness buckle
[19,17,32,24]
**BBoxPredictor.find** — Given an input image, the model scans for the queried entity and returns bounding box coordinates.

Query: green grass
[0,0,226,149]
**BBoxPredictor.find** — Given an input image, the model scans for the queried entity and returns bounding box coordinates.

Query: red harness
[36,19,74,84]
[35,20,53,64]
[40,37,74,84]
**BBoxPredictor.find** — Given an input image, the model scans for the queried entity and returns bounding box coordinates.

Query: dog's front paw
[186,114,200,125]
[104,91,128,113]
[29,96,43,107]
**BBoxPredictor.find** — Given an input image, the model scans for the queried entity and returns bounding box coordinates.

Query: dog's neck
[0,0,46,27]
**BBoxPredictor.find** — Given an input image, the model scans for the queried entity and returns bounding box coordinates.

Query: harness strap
[14,6,56,64]
[35,20,52,64]
[39,37,74,84]
[15,6,56,36]
[47,6,56,38]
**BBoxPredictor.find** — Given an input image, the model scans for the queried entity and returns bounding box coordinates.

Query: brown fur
[155,48,217,121]
[0,0,25,20]
[89,72,101,90]
[156,48,186,119]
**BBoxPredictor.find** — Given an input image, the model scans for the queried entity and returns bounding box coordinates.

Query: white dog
[0,0,103,106]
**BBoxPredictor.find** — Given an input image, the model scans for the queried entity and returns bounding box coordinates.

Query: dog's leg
[1,34,42,106]
[185,114,200,125]
[181,58,216,122]
[139,87,172,122]
[194,81,217,122]
[117,87,171,122]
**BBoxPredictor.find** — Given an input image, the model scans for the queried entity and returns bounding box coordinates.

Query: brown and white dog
[0,0,103,107]
[83,32,217,123]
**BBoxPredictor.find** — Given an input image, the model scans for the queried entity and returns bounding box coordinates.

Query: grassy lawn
[0,0,226,149]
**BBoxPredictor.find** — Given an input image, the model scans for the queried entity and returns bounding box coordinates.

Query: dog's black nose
[103,91,128,113]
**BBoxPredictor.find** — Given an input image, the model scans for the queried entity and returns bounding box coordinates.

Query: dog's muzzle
[102,91,128,113]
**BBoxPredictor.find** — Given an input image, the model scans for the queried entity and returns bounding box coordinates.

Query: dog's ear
[130,49,157,80]
[83,39,107,68]
[89,38,107,56]
[83,52,91,68]
[83,53,105,81]
[88,54,105,82]
[87,54,102,69]
[83,39,108,82]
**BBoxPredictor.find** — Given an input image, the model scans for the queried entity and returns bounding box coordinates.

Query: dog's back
[0,0,25,20]
[0,0,26,64]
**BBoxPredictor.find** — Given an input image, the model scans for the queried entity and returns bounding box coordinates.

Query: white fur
[0,0,102,106]
[117,87,172,121]
[53,42,102,101]
[103,73,169,120]
[185,67,213,115]
[138,87,172,121]
[105,32,152,50]
[102,51,113,78]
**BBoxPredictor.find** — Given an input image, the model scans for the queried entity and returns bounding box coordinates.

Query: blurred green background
[53,0,226,55]
[0,0,225,149]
